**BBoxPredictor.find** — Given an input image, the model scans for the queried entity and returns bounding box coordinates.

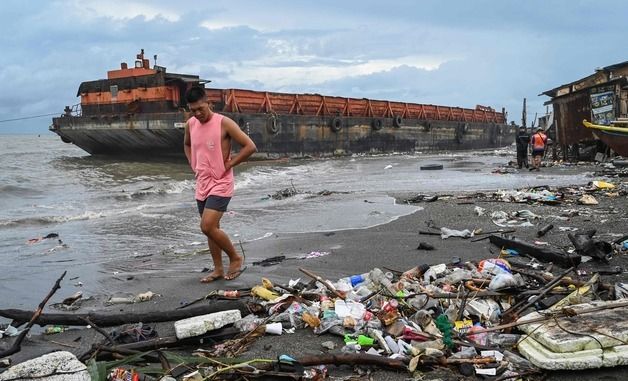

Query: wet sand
[2,164,627,380]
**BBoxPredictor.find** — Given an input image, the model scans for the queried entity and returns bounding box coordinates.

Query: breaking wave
[0,211,107,228]
[114,180,195,200]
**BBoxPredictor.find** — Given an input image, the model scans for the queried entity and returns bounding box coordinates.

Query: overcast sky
[1,0,626,134]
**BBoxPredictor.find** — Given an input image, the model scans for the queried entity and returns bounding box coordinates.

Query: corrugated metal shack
[541,61,628,159]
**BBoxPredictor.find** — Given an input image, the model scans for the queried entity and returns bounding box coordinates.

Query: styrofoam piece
[0,351,89,381]
[174,309,242,339]
[518,337,628,370]
[517,300,628,353]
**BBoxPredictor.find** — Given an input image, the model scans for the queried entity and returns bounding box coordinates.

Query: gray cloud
[1,0,627,133]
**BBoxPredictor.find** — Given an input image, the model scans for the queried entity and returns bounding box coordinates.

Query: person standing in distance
[515,126,530,169]
[529,128,548,171]
[184,85,257,282]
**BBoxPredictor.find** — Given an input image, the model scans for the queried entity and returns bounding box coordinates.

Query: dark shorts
[532,149,545,157]
[197,195,231,214]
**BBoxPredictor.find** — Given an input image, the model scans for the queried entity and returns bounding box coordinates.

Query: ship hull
[51,113,515,158]
[51,112,515,158]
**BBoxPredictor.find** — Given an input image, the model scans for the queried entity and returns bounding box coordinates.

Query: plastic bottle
[45,326,65,334]
[217,290,241,297]
[368,268,397,295]
[487,333,521,347]
[384,335,400,353]
[397,338,412,354]
[339,273,369,287]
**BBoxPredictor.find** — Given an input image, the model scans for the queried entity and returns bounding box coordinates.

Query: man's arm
[183,122,192,166]
[223,117,257,170]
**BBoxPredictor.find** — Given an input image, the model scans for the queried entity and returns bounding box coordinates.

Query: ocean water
[0,134,593,311]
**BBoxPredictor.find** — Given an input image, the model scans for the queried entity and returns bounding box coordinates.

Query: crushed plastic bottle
[487,333,521,348]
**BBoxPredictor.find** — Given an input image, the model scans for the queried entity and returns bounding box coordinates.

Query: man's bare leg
[200,223,224,282]
[200,209,243,281]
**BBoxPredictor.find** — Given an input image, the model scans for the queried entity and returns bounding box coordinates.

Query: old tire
[372,118,383,130]
[393,115,403,128]
[267,116,279,134]
[330,117,343,132]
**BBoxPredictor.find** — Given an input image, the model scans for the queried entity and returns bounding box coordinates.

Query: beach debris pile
[5,237,625,381]
[1,181,626,380]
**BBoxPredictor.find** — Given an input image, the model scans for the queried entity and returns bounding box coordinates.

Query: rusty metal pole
[522,98,527,128]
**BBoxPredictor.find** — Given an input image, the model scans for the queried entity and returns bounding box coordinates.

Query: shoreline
[2,165,627,379]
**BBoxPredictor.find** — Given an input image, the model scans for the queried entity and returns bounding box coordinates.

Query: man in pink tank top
[184,85,257,282]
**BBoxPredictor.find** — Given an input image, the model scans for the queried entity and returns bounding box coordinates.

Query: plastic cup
[265,322,283,335]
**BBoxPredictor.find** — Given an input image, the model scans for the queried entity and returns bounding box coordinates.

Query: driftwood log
[297,353,406,370]
[80,326,241,361]
[488,235,581,267]
[252,353,407,372]
[0,271,66,358]
[1,300,249,327]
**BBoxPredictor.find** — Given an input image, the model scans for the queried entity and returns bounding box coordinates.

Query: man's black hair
[186,85,207,103]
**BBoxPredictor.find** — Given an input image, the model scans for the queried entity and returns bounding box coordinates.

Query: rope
[0,112,60,123]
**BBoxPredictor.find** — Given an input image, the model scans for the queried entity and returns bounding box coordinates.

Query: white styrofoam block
[602,345,628,367]
[0,351,90,381]
[517,300,628,353]
[518,337,628,370]
[518,336,603,370]
[174,309,242,339]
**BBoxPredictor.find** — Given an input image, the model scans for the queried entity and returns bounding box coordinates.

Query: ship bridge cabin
[77,49,208,116]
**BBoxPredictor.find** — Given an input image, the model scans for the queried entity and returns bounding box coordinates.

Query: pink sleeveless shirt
[188,113,234,200]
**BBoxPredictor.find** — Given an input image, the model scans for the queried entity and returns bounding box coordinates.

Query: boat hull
[591,129,628,157]
[582,120,628,157]
[51,112,515,158]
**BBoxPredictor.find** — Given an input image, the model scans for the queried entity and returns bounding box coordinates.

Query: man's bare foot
[225,255,245,281]
[200,271,224,283]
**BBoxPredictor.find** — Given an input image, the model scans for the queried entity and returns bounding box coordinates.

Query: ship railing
[62,103,82,117]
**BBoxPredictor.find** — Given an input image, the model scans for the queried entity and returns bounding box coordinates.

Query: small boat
[582,119,628,157]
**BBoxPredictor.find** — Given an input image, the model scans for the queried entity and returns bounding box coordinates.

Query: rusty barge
[50,50,515,158]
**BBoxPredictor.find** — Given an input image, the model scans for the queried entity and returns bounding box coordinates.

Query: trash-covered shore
[1,170,627,380]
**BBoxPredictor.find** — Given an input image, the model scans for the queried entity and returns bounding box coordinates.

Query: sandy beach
[2,163,627,380]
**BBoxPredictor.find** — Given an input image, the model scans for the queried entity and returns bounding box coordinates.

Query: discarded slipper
[225,266,248,281]
[200,274,223,283]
